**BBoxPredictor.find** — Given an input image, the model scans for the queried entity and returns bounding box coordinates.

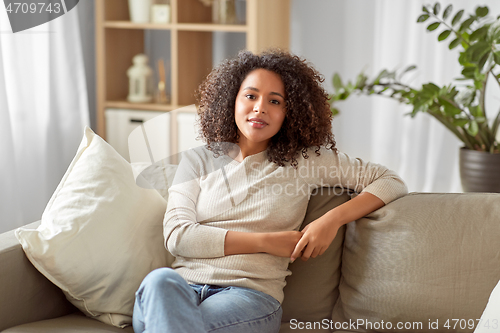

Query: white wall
[290,0,377,160]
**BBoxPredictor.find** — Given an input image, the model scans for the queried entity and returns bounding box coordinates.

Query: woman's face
[234,68,286,152]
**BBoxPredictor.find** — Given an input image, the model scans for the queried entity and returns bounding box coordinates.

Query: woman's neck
[235,142,268,162]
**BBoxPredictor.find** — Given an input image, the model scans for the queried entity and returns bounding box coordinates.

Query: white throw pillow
[474,279,500,333]
[15,127,173,328]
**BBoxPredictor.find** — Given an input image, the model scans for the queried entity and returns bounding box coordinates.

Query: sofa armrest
[0,221,76,331]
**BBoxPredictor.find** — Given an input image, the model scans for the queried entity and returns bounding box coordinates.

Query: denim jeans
[133,267,283,333]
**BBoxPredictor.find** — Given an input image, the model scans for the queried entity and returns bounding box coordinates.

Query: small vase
[128,0,152,23]
[459,147,500,193]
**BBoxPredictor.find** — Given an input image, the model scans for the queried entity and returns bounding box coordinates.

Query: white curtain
[291,0,500,193]
[0,6,89,233]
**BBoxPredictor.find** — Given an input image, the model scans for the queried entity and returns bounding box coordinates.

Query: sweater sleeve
[302,148,408,204]
[163,150,228,258]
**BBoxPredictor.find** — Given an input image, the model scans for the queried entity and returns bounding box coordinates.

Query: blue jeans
[133,268,283,333]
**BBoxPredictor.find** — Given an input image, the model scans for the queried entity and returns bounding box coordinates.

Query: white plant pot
[128,0,152,23]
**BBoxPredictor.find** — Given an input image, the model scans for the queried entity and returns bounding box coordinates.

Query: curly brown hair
[195,48,336,168]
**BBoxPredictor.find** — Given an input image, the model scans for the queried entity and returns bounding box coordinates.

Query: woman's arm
[224,230,302,257]
[164,150,231,259]
[224,192,384,259]
[289,149,408,262]
[290,192,384,262]
[165,149,303,259]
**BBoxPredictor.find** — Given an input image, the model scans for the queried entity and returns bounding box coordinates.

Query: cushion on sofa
[281,187,350,332]
[0,221,77,332]
[15,127,173,328]
[474,278,500,333]
[332,192,500,333]
[2,313,134,333]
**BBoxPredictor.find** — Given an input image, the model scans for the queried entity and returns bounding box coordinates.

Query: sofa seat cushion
[2,313,134,333]
[332,192,500,333]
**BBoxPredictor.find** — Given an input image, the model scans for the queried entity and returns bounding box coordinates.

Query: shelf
[96,0,290,148]
[104,21,174,30]
[106,101,175,112]
[104,21,247,32]
[105,101,198,113]
[178,23,247,32]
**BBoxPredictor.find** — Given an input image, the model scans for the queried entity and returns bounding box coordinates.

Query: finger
[291,237,308,262]
[301,244,315,261]
[310,247,321,258]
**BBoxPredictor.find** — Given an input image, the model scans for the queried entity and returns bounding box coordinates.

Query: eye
[245,94,256,100]
[270,99,280,105]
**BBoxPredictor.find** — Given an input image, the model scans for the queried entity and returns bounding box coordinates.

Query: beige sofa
[1,190,499,333]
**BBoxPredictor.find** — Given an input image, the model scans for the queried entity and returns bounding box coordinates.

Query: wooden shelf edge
[105,101,197,112]
[178,23,247,32]
[104,21,174,30]
[104,21,247,32]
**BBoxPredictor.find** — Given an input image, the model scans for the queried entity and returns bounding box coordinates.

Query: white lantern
[127,54,153,103]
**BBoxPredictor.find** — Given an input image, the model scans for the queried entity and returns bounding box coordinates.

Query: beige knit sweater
[163,145,408,303]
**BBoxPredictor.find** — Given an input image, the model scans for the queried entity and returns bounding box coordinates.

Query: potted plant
[329,2,500,193]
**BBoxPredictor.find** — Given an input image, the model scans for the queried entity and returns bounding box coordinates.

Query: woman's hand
[290,215,340,262]
[261,231,303,258]
[290,192,386,262]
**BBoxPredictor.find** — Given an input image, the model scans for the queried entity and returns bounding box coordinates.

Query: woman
[133,49,408,333]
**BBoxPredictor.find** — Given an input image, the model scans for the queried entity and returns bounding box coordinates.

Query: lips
[248,118,268,128]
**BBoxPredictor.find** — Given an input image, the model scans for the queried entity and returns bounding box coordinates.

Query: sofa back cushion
[281,188,350,331]
[332,192,500,333]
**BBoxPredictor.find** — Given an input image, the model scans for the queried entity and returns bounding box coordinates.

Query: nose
[253,99,265,113]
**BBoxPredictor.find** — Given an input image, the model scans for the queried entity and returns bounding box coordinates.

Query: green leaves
[418,3,494,53]
[417,14,430,23]
[459,18,475,31]
[476,6,489,17]
[401,65,417,76]
[332,73,343,91]
[438,30,451,41]
[433,3,441,15]
[467,120,479,136]
[487,21,500,43]
[451,10,464,26]
[330,106,340,117]
[329,2,500,152]
[493,51,500,65]
[443,5,453,20]
[449,38,461,49]
[469,25,488,42]
[427,22,440,31]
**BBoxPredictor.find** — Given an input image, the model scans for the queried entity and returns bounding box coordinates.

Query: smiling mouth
[248,119,268,128]
[248,118,268,125]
